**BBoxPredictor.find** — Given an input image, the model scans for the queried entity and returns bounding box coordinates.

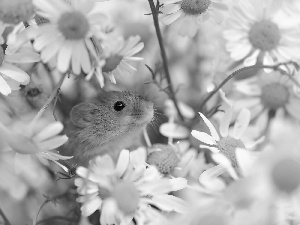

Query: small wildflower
[191,107,262,178]
[0,0,34,24]
[102,35,144,85]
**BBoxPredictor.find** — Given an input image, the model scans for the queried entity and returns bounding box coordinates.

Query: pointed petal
[191,130,216,145]
[199,112,220,141]
[115,149,130,178]
[0,63,30,84]
[37,135,68,151]
[149,195,188,213]
[81,197,102,217]
[33,122,64,142]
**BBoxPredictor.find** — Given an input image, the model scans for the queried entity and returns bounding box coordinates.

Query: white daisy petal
[116,150,130,178]
[37,135,68,151]
[160,122,189,139]
[100,199,118,225]
[198,113,220,141]
[233,108,251,139]
[0,63,30,84]
[199,165,227,191]
[149,195,188,213]
[191,130,216,145]
[33,122,64,142]
[161,11,182,25]
[57,42,73,73]
[0,75,12,95]
[81,197,102,217]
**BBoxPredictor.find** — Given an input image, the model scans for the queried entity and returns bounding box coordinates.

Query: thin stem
[30,73,67,128]
[0,207,12,225]
[147,0,184,121]
[198,62,300,112]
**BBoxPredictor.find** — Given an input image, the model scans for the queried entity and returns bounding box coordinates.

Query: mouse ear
[70,102,93,127]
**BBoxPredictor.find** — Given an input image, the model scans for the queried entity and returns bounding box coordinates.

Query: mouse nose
[133,100,154,122]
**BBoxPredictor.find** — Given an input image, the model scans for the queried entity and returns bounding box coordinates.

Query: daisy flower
[75,148,187,225]
[191,107,262,177]
[160,0,229,37]
[240,119,300,224]
[234,71,300,122]
[101,35,144,86]
[223,0,300,66]
[29,0,108,75]
[0,120,72,173]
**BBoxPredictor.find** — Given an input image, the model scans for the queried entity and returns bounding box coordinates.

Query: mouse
[61,90,154,167]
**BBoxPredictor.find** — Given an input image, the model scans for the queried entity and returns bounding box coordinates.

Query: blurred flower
[29,0,108,75]
[234,71,300,122]
[0,0,34,24]
[241,119,300,224]
[223,0,300,66]
[75,148,187,225]
[0,120,72,173]
[101,35,144,86]
[0,152,50,200]
[160,0,229,37]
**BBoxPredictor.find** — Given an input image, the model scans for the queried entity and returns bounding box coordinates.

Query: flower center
[181,0,211,15]
[58,11,89,40]
[111,181,139,215]
[261,83,289,110]
[0,46,4,66]
[217,137,245,168]
[147,144,180,174]
[271,158,300,194]
[102,55,123,73]
[35,14,49,25]
[248,20,281,51]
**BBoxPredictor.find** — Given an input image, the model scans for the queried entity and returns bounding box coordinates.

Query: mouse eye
[114,101,126,111]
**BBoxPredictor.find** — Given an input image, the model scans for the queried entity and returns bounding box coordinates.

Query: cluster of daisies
[0,0,300,225]
[0,0,144,96]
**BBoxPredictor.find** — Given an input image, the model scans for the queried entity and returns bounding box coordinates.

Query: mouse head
[70,91,154,146]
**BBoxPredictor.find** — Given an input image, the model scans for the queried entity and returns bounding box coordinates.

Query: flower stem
[147,0,184,121]
[30,73,67,128]
[0,207,12,225]
[198,61,300,112]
